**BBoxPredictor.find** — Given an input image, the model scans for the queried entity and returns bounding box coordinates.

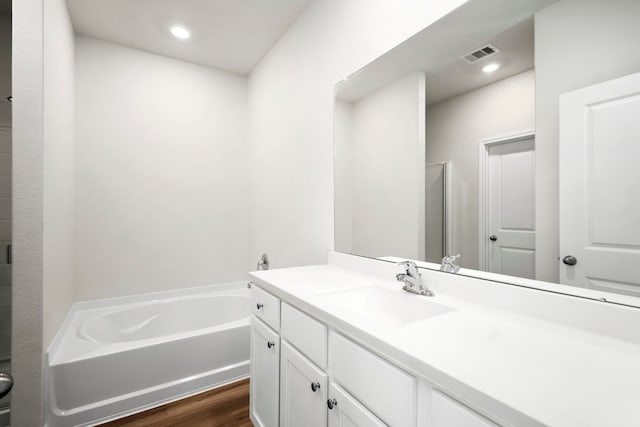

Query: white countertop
[249,253,640,427]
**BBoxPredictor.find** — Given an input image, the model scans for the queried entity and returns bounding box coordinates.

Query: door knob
[0,372,13,399]
[562,255,577,266]
[489,235,497,242]
[327,398,338,410]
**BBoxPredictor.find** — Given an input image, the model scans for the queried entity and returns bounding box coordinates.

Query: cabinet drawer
[432,391,498,427]
[329,331,417,427]
[281,303,328,368]
[251,284,281,331]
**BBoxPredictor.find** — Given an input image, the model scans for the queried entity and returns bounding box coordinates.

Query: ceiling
[335,0,554,104]
[425,16,534,106]
[66,0,313,75]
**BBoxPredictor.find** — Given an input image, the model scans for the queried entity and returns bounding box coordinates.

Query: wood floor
[99,378,252,427]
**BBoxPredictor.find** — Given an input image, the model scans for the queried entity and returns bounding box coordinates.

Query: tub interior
[78,294,251,344]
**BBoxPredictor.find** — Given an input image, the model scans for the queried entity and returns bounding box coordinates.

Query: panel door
[559,71,640,296]
[487,137,535,279]
[327,382,386,427]
[280,340,327,427]
[250,316,280,427]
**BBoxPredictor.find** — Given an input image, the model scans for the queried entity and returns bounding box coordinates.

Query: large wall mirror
[334,0,640,306]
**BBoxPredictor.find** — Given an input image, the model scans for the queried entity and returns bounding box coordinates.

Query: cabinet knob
[267,341,275,349]
[489,234,498,242]
[327,398,338,410]
[310,382,321,392]
[256,303,264,310]
[562,255,578,266]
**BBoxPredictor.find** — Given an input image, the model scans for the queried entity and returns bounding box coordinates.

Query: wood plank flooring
[99,378,252,427]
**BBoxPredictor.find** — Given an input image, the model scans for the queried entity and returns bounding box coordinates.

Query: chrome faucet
[440,254,461,273]
[396,261,434,297]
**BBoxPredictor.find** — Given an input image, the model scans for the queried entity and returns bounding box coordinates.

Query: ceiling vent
[461,44,501,64]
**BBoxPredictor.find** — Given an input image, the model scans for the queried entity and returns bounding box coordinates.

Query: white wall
[345,72,425,260]
[12,0,45,424]
[43,0,76,346]
[426,69,535,269]
[75,37,249,300]
[534,0,640,282]
[248,0,468,269]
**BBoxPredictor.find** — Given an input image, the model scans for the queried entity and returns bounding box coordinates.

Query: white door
[327,382,385,427]
[280,341,327,427]
[250,316,280,427]
[559,72,640,295]
[484,136,536,279]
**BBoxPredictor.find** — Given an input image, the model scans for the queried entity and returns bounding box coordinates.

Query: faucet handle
[442,254,460,263]
[441,254,461,273]
[396,260,420,277]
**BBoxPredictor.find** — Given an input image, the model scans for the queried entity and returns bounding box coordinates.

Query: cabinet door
[250,316,280,427]
[280,341,328,427]
[327,383,386,427]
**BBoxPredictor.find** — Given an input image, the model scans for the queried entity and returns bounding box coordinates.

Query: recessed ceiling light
[482,63,500,73]
[170,26,190,40]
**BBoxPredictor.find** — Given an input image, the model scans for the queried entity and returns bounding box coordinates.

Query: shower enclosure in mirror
[334,0,640,307]
[425,162,450,264]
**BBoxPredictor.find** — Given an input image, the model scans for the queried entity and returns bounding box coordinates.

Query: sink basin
[316,285,454,327]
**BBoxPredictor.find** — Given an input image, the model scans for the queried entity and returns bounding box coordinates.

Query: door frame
[478,129,535,272]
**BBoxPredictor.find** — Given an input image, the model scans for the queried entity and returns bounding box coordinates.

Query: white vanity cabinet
[249,283,502,427]
[280,341,328,427]
[250,314,281,427]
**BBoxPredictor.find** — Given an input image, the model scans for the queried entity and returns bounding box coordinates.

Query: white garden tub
[45,282,251,427]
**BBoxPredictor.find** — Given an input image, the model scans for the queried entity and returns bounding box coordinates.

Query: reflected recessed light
[482,63,500,73]
[170,26,190,40]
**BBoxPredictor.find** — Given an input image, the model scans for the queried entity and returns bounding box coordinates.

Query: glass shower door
[425,163,449,263]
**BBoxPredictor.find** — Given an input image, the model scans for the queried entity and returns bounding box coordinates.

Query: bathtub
[45,282,251,427]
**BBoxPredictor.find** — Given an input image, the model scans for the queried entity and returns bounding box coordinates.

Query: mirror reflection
[334,0,640,302]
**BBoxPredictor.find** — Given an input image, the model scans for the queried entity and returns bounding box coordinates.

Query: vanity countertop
[249,253,640,427]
